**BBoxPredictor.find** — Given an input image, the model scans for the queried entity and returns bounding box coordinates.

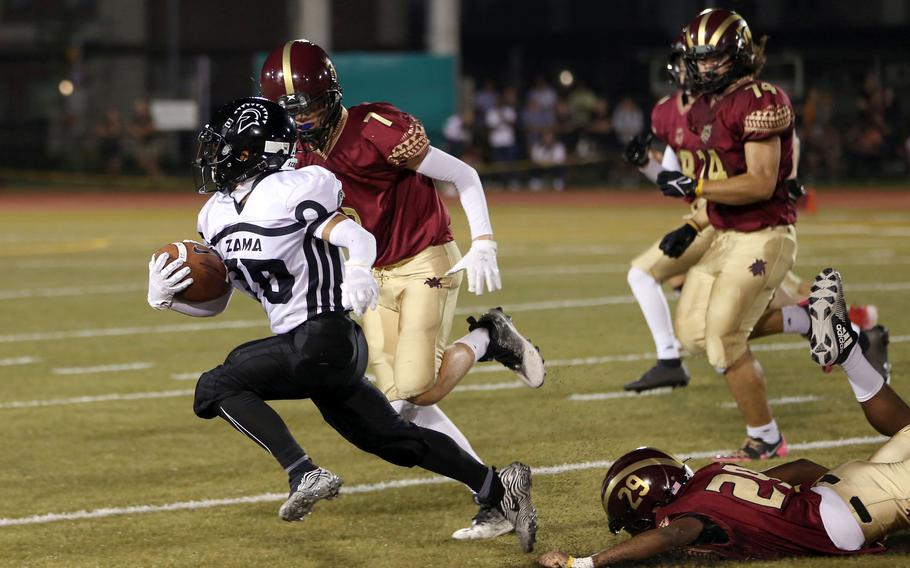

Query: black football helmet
[193,97,297,194]
[601,447,693,535]
[681,8,755,94]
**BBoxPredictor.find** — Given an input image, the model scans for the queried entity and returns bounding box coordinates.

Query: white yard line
[171,372,202,381]
[6,336,909,409]
[718,395,824,409]
[0,356,40,367]
[0,283,146,301]
[53,362,155,375]
[0,434,886,527]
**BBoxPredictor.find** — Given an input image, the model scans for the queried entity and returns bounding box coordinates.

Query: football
[154,240,230,302]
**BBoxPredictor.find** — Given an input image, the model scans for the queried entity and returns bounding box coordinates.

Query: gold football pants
[362,242,462,400]
[817,425,910,544]
[674,225,797,369]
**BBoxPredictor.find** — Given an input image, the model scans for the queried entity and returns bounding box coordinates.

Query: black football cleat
[808,268,858,368]
[862,325,891,384]
[468,308,545,388]
[623,360,690,392]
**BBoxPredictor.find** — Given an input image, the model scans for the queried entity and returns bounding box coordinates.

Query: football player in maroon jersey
[259,39,545,540]
[623,35,888,394]
[648,8,797,461]
[539,267,907,567]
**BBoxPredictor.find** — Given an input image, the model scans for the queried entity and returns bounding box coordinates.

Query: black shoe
[623,360,689,392]
[862,325,891,383]
[468,307,545,388]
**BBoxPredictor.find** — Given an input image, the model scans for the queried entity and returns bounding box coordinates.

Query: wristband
[686,219,702,233]
[567,556,594,568]
[694,178,704,198]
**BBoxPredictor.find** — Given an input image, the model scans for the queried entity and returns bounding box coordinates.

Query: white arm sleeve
[319,215,377,268]
[169,290,232,317]
[661,145,681,171]
[639,157,664,183]
[416,146,493,239]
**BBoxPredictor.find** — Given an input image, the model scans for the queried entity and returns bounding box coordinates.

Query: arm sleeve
[416,146,493,239]
[320,215,377,268]
[169,289,232,317]
[661,146,681,171]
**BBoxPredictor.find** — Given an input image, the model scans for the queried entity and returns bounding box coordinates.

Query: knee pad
[193,368,230,419]
[706,333,747,370]
[674,318,705,357]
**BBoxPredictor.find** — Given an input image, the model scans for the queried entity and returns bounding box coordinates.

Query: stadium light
[559,69,574,87]
[58,79,74,96]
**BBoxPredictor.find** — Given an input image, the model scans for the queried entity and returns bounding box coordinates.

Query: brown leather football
[153,240,230,302]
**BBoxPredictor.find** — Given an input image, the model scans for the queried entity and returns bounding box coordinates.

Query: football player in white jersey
[146,97,538,553]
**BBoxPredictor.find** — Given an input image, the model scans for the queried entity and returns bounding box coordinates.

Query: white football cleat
[279,467,343,522]
[451,505,514,540]
[808,268,857,368]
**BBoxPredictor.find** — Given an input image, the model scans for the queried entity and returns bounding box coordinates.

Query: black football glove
[659,223,699,258]
[785,178,806,202]
[657,170,698,199]
[622,132,654,167]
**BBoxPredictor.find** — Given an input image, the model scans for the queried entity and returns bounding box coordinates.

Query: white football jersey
[197,166,346,333]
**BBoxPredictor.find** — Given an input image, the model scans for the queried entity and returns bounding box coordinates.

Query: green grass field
[1,192,909,567]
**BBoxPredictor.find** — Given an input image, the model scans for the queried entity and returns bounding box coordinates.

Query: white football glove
[147,253,193,310]
[341,264,379,317]
[445,239,502,295]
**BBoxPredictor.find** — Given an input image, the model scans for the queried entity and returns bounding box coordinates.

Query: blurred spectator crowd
[93,98,163,178]
[441,71,909,190]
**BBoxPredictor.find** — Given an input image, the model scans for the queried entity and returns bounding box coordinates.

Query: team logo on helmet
[235,103,269,134]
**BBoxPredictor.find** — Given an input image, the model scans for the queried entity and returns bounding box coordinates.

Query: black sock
[416,427,489,492]
[476,468,505,509]
[218,391,307,470]
[657,358,682,368]
[859,331,871,353]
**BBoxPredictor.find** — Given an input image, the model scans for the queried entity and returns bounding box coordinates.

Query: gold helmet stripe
[697,11,712,46]
[709,13,743,47]
[603,457,686,506]
[282,41,295,97]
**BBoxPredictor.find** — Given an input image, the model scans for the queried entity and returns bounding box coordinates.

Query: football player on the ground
[259,39,545,540]
[539,267,907,567]
[146,97,537,552]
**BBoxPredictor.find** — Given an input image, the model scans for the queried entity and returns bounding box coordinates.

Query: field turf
[1,190,909,567]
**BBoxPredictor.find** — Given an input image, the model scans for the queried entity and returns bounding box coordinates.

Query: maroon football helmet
[601,447,693,535]
[666,29,688,92]
[681,8,754,94]
[259,39,343,152]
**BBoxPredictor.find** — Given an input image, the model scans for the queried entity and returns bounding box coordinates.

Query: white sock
[746,420,781,444]
[411,404,483,463]
[454,328,490,363]
[841,342,886,402]
[627,267,680,359]
[781,305,810,335]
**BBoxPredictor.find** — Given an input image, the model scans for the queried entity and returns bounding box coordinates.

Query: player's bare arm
[698,137,781,205]
[761,458,829,487]
[538,517,704,567]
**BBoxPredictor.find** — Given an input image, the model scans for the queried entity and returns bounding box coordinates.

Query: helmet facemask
[193,125,231,194]
[280,88,343,153]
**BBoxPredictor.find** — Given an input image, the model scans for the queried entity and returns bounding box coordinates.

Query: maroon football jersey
[297,102,453,267]
[650,92,701,178]
[686,79,796,232]
[655,463,880,560]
